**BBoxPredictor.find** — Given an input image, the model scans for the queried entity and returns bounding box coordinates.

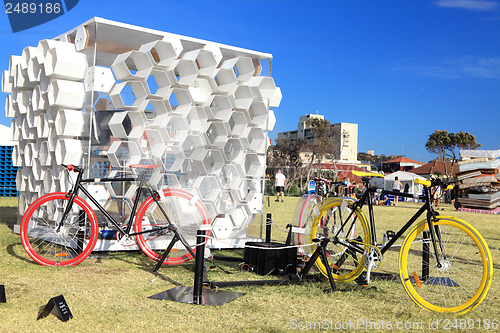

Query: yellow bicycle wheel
[310,198,371,282]
[399,216,493,314]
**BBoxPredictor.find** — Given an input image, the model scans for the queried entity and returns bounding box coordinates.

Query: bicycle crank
[363,246,382,284]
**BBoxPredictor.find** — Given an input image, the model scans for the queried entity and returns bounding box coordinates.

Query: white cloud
[390,56,500,79]
[433,0,500,11]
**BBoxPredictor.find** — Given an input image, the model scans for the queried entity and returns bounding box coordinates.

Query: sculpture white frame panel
[4,17,280,250]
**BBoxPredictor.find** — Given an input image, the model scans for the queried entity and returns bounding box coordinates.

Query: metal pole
[193,230,205,304]
[265,213,272,243]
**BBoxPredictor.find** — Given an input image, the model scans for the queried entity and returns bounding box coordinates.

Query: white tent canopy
[384,171,427,195]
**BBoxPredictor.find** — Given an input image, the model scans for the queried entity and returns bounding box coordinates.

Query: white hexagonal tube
[111,50,154,81]
[55,109,85,137]
[267,109,276,131]
[143,129,166,158]
[36,39,75,64]
[107,111,147,140]
[228,111,249,138]
[207,122,229,147]
[228,204,251,228]
[172,58,198,86]
[163,115,189,143]
[54,138,83,165]
[47,79,85,109]
[143,99,170,128]
[110,81,148,110]
[44,45,87,80]
[15,64,35,89]
[27,56,42,82]
[186,106,209,133]
[248,100,269,127]
[2,70,13,94]
[106,140,143,168]
[223,139,244,163]
[269,86,282,108]
[222,57,255,82]
[188,78,212,104]
[191,175,221,204]
[212,67,237,93]
[205,95,235,121]
[139,39,181,69]
[182,133,207,159]
[146,69,174,99]
[248,76,277,100]
[8,55,21,78]
[162,145,184,171]
[244,153,265,177]
[20,46,36,70]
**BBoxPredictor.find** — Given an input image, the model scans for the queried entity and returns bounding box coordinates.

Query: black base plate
[148,286,244,306]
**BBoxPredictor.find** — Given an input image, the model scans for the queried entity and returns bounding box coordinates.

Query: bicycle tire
[20,193,99,266]
[399,216,493,314]
[310,198,371,282]
[293,194,320,253]
[134,189,210,265]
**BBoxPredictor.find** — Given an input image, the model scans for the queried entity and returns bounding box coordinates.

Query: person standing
[392,176,403,206]
[275,168,286,202]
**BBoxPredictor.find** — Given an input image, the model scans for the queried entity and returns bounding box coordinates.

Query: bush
[287,183,301,197]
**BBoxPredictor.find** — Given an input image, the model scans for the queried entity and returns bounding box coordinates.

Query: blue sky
[0,0,499,162]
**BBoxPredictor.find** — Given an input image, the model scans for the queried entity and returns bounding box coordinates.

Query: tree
[303,118,337,184]
[425,130,480,178]
[267,137,303,192]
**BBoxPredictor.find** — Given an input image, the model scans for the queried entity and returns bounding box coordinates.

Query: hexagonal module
[106,140,143,168]
[110,81,148,110]
[139,39,182,69]
[145,69,175,99]
[111,50,154,81]
[45,45,87,81]
[47,80,86,109]
[107,110,147,140]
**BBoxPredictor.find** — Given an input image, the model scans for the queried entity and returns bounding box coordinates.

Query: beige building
[277,114,358,163]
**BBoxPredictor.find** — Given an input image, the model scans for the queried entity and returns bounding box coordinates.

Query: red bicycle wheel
[20,193,98,266]
[135,189,210,265]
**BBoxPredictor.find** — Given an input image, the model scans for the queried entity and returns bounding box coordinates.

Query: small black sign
[37,295,73,322]
[0,285,6,303]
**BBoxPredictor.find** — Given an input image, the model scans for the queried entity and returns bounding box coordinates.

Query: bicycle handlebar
[414,178,431,187]
[414,177,454,190]
[62,164,82,173]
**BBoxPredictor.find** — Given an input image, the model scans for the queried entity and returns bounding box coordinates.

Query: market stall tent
[383,171,427,196]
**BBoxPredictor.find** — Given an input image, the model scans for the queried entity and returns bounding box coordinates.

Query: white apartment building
[277,114,358,162]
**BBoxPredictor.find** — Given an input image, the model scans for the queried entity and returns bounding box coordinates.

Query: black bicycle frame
[333,180,443,266]
[62,172,172,238]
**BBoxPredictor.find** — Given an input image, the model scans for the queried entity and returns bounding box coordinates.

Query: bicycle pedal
[355,276,369,287]
[386,230,396,239]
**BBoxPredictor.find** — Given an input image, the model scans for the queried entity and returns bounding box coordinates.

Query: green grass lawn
[0,196,498,332]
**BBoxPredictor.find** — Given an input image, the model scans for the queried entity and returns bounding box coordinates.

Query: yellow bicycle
[305,170,492,314]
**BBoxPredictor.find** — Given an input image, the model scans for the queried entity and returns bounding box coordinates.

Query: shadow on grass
[0,206,19,230]
[109,251,189,286]
[6,242,37,265]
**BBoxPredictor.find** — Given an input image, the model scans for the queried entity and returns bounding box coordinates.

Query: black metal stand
[298,238,336,292]
[193,230,205,304]
[152,223,196,273]
[149,230,245,306]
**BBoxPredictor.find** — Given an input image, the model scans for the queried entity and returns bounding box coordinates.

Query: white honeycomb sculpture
[3,17,280,248]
